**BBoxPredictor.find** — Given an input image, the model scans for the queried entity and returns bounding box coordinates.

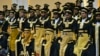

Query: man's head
[64,10,72,19]
[23,28,31,38]
[19,9,27,17]
[80,8,88,19]
[53,10,60,18]
[55,1,61,8]
[95,11,100,20]
[35,4,41,9]
[3,5,8,11]
[11,3,17,10]
[9,10,15,18]
[73,6,80,14]
[40,9,48,16]
[29,9,35,17]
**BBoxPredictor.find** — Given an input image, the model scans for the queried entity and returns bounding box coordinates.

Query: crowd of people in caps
[0,0,100,56]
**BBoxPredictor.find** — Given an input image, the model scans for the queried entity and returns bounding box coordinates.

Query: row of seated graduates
[1,0,99,56]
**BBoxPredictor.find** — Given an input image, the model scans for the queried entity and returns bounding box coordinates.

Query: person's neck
[20,16,25,18]
[54,17,59,19]
[10,16,15,19]
[73,13,78,16]
[82,17,87,19]
[57,7,60,9]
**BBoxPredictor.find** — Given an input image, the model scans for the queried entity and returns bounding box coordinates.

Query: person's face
[35,10,40,15]
[76,2,81,7]
[53,14,59,18]
[24,30,31,38]
[64,13,72,19]
[41,11,47,16]
[3,7,7,11]
[81,12,87,18]
[96,15,100,20]
[36,6,40,9]
[12,6,16,10]
[19,11,25,17]
[0,15,4,20]
[9,13,15,18]
[56,4,60,8]
[30,12,35,16]
[73,9,79,14]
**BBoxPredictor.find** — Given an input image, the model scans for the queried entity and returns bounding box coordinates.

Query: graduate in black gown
[16,27,34,56]
[61,9,77,56]
[49,10,63,56]
[91,11,100,56]
[74,8,95,56]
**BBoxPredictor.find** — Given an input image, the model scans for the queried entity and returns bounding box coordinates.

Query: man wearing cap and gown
[60,9,77,56]
[35,4,41,10]
[52,1,62,14]
[7,10,19,56]
[42,4,51,17]
[2,5,8,14]
[11,3,17,12]
[73,8,95,56]
[38,9,51,28]
[91,11,100,56]
[72,6,80,20]
[17,9,27,31]
[16,26,34,56]
[8,10,18,25]
[26,9,38,31]
[48,10,63,56]
[61,4,70,17]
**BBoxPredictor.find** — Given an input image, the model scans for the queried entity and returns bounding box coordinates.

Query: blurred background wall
[0,0,100,11]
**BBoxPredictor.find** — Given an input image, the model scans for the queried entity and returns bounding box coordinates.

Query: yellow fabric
[34,27,45,56]
[8,28,19,51]
[74,33,90,56]
[59,32,76,56]
[44,30,54,56]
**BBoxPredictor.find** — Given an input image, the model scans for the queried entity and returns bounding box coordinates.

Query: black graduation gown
[50,37,60,56]
[62,18,77,56]
[89,20,100,56]
[48,18,63,56]
[41,40,46,56]
[62,18,78,33]
[17,17,27,31]
[26,16,38,30]
[0,32,9,56]
[77,18,95,56]
[8,17,19,27]
[38,15,51,28]
[17,39,34,56]
[48,18,63,32]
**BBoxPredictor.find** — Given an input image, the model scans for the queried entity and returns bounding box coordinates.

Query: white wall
[12,0,28,10]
